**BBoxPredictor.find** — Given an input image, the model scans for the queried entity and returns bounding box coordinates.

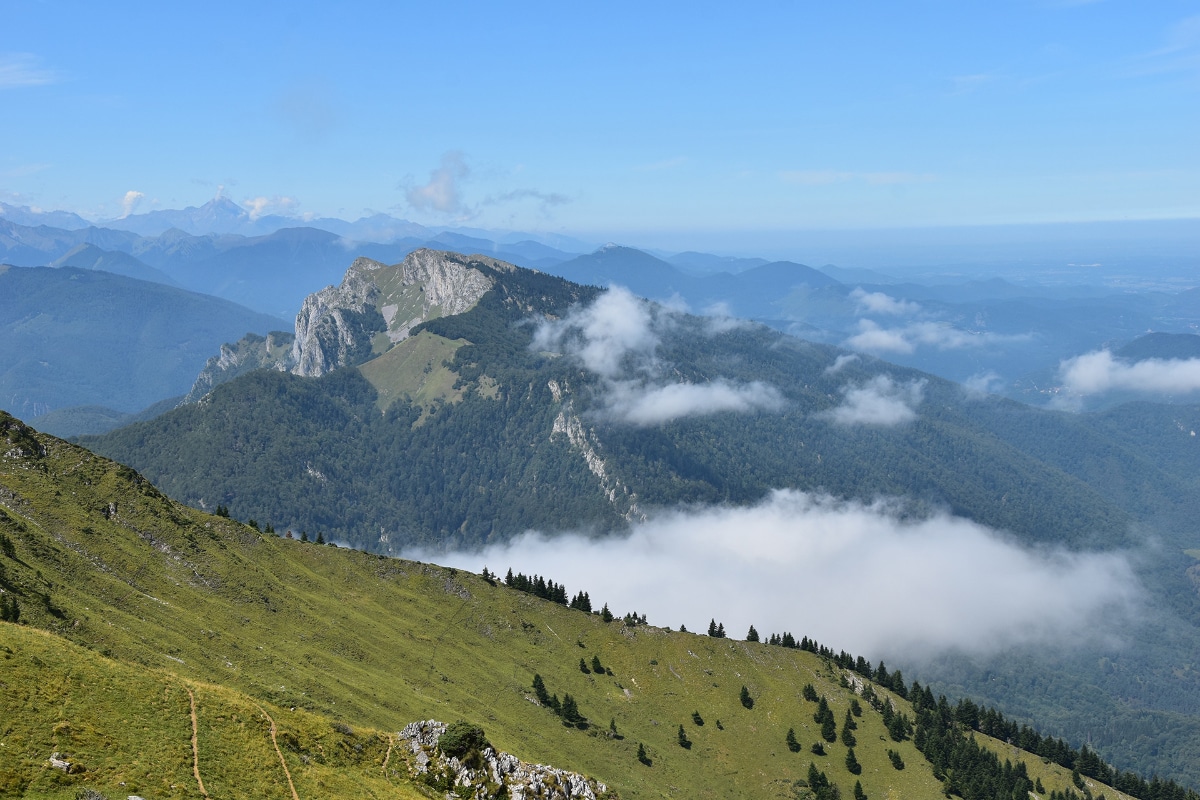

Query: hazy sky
[3,1,1198,235]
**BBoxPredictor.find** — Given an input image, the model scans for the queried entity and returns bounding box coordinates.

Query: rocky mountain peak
[290,249,506,378]
[183,249,515,397]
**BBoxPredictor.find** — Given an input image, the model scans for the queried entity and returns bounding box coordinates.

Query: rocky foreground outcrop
[400,720,613,800]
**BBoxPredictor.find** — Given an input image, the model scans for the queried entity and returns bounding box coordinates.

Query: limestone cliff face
[290,249,508,378]
[184,249,511,398]
[290,257,386,377]
[183,330,295,404]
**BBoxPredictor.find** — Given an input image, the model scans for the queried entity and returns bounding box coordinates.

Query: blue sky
[2,1,1198,241]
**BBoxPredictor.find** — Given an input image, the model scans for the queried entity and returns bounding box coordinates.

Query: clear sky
[2,1,1198,240]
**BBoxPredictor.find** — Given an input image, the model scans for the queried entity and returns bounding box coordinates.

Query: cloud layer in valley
[416,490,1141,661]
[1058,349,1200,398]
[532,287,783,425]
[846,319,1028,355]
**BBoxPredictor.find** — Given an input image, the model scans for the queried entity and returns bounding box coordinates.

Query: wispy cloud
[823,375,925,427]
[781,170,936,186]
[405,151,472,217]
[963,370,1005,398]
[0,163,52,179]
[825,354,860,374]
[482,188,571,215]
[1129,15,1200,80]
[533,287,784,426]
[243,195,300,221]
[845,320,1029,355]
[1057,349,1200,401]
[634,156,688,172]
[850,288,921,316]
[0,53,60,89]
[948,73,994,95]
[418,490,1141,660]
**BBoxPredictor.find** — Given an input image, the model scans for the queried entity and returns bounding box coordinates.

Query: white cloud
[417,490,1141,660]
[120,190,144,219]
[845,319,1028,355]
[606,380,783,427]
[850,287,921,316]
[244,195,300,221]
[0,53,59,88]
[781,170,936,186]
[826,354,860,374]
[825,375,924,427]
[963,370,1004,398]
[533,287,784,426]
[406,151,471,216]
[1058,349,1200,396]
[533,287,660,380]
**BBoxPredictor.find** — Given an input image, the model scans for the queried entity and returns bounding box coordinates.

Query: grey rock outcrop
[183,249,515,398]
[183,330,295,404]
[291,250,510,378]
[399,719,612,800]
[290,257,386,377]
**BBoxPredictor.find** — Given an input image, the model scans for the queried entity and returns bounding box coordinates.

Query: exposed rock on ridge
[183,330,295,404]
[184,249,513,396]
[400,719,613,800]
[291,257,386,377]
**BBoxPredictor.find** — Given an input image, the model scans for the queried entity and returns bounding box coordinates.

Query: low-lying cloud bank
[414,490,1140,662]
[1059,349,1200,397]
[532,287,784,426]
[846,320,1028,355]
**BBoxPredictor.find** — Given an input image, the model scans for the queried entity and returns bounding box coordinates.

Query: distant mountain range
[0,265,282,427]
[5,200,1198,411]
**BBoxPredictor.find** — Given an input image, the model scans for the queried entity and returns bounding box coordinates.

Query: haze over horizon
[3,2,1198,249]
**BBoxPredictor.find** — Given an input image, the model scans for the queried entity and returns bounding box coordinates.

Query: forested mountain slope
[86,252,1143,553]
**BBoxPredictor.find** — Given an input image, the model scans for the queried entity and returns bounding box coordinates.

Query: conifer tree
[841,718,857,748]
[853,779,867,800]
[315,531,325,544]
[580,658,590,674]
[716,622,726,637]
[300,530,309,542]
[786,727,801,752]
[708,618,718,636]
[592,655,604,674]
[746,624,760,642]
[637,742,651,766]
[600,603,613,622]
[845,746,862,775]
[677,724,692,749]
[740,685,754,709]
[692,710,704,726]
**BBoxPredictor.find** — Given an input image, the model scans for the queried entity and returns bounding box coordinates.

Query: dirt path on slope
[186,686,210,799]
[256,704,300,800]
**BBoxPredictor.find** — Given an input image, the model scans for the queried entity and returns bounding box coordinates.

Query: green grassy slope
[0,412,1137,799]
[0,625,424,799]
